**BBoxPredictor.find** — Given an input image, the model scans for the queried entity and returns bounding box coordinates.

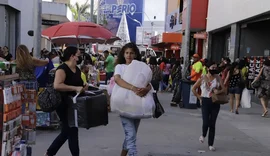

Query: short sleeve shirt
[105,55,115,72]
[114,64,127,77]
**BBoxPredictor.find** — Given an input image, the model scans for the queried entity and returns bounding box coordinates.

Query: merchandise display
[0,74,33,156]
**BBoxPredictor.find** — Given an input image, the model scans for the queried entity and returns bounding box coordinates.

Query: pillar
[0,5,6,47]
[229,23,240,61]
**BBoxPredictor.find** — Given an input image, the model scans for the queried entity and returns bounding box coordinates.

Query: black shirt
[4,53,12,61]
[57,63,83,96]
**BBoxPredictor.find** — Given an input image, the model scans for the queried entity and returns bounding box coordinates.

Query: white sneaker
[209,146,216,151]
[199,136,204,143]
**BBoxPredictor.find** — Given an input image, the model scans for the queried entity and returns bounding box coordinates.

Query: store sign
[42,19,59,26]
[99,0,143,42]
[194,33,207,39]
[247,57,265,88]
[171,44,180,50]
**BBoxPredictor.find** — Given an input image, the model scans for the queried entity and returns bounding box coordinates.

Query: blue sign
[99,0,144,42]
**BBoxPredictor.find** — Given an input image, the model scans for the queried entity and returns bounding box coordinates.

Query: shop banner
[99,0,144,42]
[165,9,182,32]
[247,56,265,88]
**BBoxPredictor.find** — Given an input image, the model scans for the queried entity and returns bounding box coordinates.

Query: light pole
[33,0,42,58]
[133,19,143,46]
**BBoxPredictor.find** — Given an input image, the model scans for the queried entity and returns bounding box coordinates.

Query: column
[229,23,240,61]
[9,11,16,57]
[206,32,212,59]
[0,5,6,46]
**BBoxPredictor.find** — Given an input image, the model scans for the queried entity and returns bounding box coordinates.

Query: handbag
[211,76,228,105]
[251,80,261,88]
[38,87,62,112]
[153,92,165,118]
[212,92,228,104]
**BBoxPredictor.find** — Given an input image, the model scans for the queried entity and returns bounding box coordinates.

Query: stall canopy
[151,33,182,48]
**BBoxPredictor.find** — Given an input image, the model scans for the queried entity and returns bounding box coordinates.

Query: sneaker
[199,136,204,143]
[209,146,216,151]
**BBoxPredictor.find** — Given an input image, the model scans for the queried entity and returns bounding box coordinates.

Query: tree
[68,0,90,21]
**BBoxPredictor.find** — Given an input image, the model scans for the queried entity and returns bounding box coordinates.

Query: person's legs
[106,72,114,84]
[47,109,69,156]
[208,104,220,147]
[201,98,211,140]
[120,117,140,156]
[228,89,235,112]
[260,97,269,116]
[68,127,79,156]
[235,92,241,114]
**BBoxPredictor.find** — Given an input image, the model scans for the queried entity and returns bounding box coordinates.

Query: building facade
[207,0,270,61]
[0,0,72,58]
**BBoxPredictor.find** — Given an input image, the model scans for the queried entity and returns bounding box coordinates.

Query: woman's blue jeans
[120,116,141,156]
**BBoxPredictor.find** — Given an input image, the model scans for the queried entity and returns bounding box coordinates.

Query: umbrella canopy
[42,22,119,44]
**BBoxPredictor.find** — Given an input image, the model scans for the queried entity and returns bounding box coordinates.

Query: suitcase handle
[73,93,81,103]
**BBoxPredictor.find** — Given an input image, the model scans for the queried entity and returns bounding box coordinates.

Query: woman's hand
[75,86,84,93]
[82,84,89,92]
[213,89,220,94]
[136,87,150,97]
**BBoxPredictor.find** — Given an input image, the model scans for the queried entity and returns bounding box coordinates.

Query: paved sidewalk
[33,93,270,156]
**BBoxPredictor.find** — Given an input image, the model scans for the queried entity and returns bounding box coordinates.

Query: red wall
[182,0,209,31]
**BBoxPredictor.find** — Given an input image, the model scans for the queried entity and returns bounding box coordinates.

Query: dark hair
[229,62,239,79]
[115,42,141,65]
[149,56,158,65]
[264,59,270,66]
[103,50,109,54]
[61,46,78,62]
[238,59,246,69]
[205,61,216,68]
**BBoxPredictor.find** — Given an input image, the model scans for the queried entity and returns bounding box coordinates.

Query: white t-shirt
[114,64,127,77]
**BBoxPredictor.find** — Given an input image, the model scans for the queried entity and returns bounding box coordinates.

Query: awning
[151,33,182,49]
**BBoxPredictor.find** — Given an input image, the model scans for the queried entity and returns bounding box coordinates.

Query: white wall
[143,0,166,22]
[207,0,270,32]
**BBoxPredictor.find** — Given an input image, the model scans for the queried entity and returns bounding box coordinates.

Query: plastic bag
[241,88,251,108]
[107,77,115,95]
[111,60,155,119]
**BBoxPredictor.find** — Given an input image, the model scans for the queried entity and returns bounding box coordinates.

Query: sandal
[262,110,268,117]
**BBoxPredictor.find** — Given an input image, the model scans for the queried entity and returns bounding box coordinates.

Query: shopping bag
[111,60,155,119]
[241,88,251,108]
[107,77,115,95]
[153,92,165,118]
[68,92,108,129]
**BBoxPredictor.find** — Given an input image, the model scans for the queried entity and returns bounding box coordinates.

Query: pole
[90,0,94,22]
[182,0,192,78]
[97,0,100,24]
[33,0,42,58]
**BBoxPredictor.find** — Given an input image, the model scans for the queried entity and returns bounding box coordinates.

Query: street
[33,93,270,156]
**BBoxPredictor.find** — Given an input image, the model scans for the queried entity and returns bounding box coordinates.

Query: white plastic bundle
[111,60,155,119]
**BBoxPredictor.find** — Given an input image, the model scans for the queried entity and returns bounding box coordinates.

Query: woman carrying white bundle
[111,42,153,156]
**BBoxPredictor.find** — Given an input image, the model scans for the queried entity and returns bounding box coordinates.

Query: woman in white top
[114,43,152,156]
[192,61,226,151]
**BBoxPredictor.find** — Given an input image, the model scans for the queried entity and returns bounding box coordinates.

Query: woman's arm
[32,58,49,67]
[114,74,138,91]
[224,72,230,85]
[253,67,264,83]
[192,78,202,100]
[214,76,226,94]
[54,69,82,92]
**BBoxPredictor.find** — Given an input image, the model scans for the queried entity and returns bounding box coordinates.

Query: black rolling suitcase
[67,91,108,129]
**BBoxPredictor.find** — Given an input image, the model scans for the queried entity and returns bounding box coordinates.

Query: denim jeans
[201,98,220,146]
[120,116,141,156]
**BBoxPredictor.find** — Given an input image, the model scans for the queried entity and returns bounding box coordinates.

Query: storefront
[0,4,20,57]
[151,32,182,59]
[207,0,270,62]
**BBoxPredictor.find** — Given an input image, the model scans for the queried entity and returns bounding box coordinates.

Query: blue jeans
[120,116,141,156]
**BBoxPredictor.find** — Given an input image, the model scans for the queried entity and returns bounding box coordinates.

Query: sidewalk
[33,93,270,156]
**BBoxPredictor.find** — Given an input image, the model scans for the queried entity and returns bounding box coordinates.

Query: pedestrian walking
[252,59,270,117]
[192,61,226,151]
[113,43,152,156]
[224,62,244,114]
[46,46,88,156]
